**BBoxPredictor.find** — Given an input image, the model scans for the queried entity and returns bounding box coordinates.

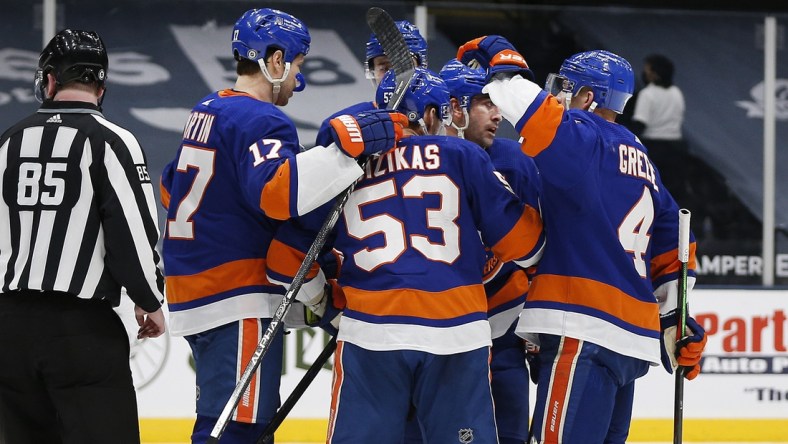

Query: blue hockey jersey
[267,135,545,354]
[486,76,697,365]
[160,89,363,336]
[483,138,542,339]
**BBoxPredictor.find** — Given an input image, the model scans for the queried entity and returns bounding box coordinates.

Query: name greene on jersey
[362,143,441,179]
[618,143,659,191]
[182,111,215,144]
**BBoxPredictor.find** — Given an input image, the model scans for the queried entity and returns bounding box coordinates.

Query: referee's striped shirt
[0,100,164,312]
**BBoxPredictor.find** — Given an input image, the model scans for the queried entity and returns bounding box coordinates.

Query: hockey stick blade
[366,7,416,109]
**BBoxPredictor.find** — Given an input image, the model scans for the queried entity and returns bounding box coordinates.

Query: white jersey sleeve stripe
[104,144,161,297]
[93,115,146,163]
[93,115,161,235]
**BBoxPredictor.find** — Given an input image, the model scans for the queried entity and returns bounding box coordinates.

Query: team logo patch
[458,428,474,443]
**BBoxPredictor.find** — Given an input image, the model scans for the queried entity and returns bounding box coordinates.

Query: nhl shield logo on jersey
[458,428,474,443]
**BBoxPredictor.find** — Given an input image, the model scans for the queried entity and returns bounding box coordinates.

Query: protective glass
[544,73,575,97]
[34,69,45,103]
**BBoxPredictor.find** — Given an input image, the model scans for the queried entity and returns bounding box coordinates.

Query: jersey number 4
[344,176,461,272]
[618,186,654,278]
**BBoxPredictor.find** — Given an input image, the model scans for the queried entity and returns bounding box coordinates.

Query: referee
[0,29,165,444]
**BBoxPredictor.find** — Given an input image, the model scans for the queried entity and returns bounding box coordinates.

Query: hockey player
[265,67,545,443]
[363,20,428,86]
[456,37,708,443]
[159,9,403,443]
[438,58,542,444]
[313,20,428,148]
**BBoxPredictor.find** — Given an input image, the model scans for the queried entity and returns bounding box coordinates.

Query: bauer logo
[695,309,788,374]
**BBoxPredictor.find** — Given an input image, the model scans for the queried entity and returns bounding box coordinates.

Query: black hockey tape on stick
[673,208,691,444]
[207,8,416,443]
[256,336,338,444]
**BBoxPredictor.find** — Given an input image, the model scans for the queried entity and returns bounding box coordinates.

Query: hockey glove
[329,110,408,158]
[660,315,707,380]
[457,35,534,82]
[286,279,346,335]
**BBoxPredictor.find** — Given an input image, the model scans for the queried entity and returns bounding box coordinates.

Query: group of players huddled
[5,7,707,444]
[158,8,711,444]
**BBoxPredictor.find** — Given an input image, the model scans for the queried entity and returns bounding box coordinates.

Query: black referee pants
[0,290,140,444]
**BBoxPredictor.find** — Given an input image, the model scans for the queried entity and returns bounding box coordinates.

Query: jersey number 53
[343,175,460,272]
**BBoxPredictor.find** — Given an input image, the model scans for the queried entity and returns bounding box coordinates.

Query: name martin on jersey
[618,144,659,191]
[182,111,215,144]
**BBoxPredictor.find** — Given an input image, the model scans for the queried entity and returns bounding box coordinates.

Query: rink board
[130,289,788,442]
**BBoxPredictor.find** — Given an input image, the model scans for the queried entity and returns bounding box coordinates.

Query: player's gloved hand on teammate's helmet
[457,35,534,82]
[660,315,707,380]
[329,109,409,158]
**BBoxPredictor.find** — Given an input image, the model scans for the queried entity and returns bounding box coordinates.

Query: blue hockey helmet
[549,50,634,114]
[438,58,486,110]
[231,8,310,63]
[365,20,428,71]
[376,67,450,126]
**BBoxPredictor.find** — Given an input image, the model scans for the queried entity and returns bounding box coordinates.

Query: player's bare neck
[402,127,419,138]
[235,74,271,103]
[595,108,618,123]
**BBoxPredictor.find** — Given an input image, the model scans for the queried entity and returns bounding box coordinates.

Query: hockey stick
[206,192,345,443]
[207,8,415,443]
[256,336,337,444]
[673,208,691,444]
[366,7,416,110]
